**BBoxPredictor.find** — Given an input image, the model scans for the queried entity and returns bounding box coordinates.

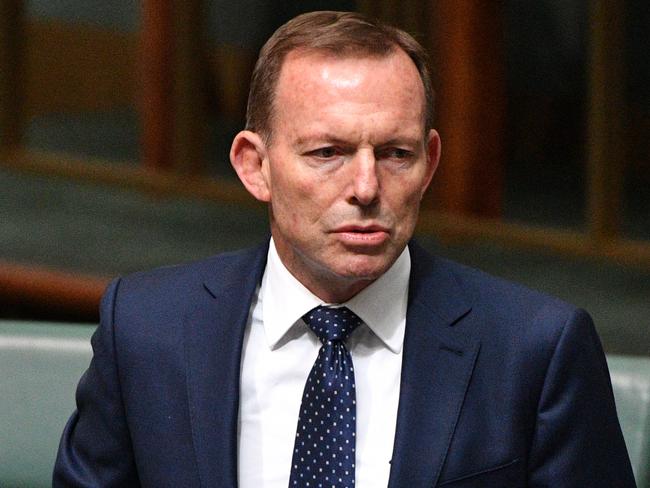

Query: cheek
[271,176,318,228]
[277,175,337,224]
[387,176,427,213]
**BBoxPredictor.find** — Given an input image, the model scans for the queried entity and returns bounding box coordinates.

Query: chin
[334,257,391,282]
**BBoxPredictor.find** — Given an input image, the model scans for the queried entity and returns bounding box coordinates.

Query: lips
[331,224,390,246]
[335,224,389,233]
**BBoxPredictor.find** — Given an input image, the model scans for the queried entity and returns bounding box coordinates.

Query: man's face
[238,49,440,302]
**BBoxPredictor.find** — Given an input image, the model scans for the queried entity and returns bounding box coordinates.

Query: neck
[272,240,376,304]
[302,276,373,304]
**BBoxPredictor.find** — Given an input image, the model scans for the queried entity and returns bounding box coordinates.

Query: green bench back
[0,321,94,488]
[608,355,650,487]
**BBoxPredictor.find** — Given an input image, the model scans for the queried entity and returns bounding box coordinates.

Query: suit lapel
[184,244,268,488]
[388,244,480,488]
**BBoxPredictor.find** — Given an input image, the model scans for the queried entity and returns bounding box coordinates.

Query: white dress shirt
[238,239,409,487]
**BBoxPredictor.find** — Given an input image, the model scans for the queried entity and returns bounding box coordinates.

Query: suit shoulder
[119,244,263,290]
[106,243,267,318]
[447,257,574,312]
[412,249,600,386]
[410,243,583,337]
[442,257,595,354]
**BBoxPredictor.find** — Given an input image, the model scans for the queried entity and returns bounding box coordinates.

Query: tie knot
[302,306,362,344]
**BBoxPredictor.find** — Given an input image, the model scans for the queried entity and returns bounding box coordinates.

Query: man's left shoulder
[408,242,592,344]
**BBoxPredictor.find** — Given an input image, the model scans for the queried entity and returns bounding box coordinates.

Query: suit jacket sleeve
[527,308,636,487]
[53,278,141,487]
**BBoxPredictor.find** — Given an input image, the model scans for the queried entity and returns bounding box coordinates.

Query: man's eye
[310,147,339,158]
[380,148,413,160]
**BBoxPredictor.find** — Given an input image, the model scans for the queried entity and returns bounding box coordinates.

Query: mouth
[331,224,391,246]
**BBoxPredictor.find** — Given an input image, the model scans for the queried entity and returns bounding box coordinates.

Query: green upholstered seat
[0,322,648,487]
[0,321,95,488]
[608,354,650,488]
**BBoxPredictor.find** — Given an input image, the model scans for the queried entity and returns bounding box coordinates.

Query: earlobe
[421,129,441,199]
[230,130,271,202]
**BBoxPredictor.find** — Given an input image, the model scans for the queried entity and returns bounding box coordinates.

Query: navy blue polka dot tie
[289,306,362,488]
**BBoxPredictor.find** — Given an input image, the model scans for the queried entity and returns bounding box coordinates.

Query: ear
[230,130,271,202]
[420,129,441,199]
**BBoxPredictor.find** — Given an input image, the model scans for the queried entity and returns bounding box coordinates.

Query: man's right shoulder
[122,243,266,289]
[102,242,269,324]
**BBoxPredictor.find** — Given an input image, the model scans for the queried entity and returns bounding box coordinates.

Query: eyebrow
[294,134,422,148]
[377,137,421,148]
[294,134,350,147]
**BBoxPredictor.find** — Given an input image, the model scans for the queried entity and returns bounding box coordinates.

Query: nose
[350,149,379,206]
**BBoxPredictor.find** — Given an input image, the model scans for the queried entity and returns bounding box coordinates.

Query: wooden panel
[586,1,625,240]
[355,0,378,18]
[356,0,428,38]
[428,1,506,217]
[170,0,206,174]
[0,0,25,148]
[18,14,252,175]
[1,148,259,206]
[141,0,174,171]
[0,260,109,319]
[209,44,255,118]
[400,0,429,39]
[141,0,209,174]
[417,210,650,268]
[23,20,136,115]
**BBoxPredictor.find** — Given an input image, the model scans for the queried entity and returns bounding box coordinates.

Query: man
[54,11,635,488]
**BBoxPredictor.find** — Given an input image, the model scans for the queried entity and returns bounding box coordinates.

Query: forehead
[272,49,426,137]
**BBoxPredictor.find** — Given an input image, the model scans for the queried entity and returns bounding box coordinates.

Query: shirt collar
[260,238,410,354]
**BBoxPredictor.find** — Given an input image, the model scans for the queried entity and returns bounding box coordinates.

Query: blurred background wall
[0,0,648,355]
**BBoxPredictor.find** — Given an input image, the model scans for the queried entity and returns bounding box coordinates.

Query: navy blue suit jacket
[54,241,635,487]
